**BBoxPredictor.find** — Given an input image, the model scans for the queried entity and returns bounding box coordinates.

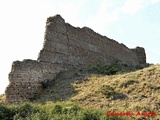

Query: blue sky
[0,0,160,94]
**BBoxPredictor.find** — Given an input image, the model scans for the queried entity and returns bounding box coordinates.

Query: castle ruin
[5,15,146,103]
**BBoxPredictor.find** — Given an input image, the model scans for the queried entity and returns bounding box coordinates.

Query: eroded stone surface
[5,14,146,103]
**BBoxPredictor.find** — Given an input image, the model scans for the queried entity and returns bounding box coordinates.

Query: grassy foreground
[0,102,127,120]
[0,63,159,120]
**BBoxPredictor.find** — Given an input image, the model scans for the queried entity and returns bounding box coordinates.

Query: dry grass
[1,64,160,119]
[0,94,5,103]
[37,64,160,119]
[70,64,160,119]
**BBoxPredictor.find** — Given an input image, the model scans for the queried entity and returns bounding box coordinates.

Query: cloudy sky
[0,0,160,94]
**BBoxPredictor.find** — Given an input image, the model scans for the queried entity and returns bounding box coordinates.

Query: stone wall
[5,60,68,103]
[5,14,146,103]
[38,15,146,66]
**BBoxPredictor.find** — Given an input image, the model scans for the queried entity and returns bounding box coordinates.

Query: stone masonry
[5,14,146,103]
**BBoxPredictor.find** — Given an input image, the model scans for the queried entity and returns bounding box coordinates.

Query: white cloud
[83,0,121,35]
[121,0,145,14]
[151,0,160,4]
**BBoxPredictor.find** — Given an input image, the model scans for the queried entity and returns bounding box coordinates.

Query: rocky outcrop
[5,14,146,103]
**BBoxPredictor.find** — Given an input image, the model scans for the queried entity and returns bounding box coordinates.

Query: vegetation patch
[119,79,138,88]
[0,102,126,120]
[87,60,143,75]
[98,85,127,100]
[1,64,160,120]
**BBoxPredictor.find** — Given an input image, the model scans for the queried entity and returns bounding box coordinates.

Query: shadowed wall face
[5,15,146,103]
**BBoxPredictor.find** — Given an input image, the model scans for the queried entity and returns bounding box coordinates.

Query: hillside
[37,63,160,119]
[0,64,160,120]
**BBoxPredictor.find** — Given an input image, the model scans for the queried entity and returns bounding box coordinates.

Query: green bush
[53,104,63,114]
[14,103,34,118]
[81,109,101,120]
[68,104,81,115]
[0,103,13,120]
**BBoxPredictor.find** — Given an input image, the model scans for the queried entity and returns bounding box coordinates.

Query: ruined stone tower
[5,15,146,103]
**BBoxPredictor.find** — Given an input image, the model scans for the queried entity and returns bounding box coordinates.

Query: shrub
[0,103,13,120]
[54,104,62,114]
[68,104,81,115]
[81,109,101,120]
